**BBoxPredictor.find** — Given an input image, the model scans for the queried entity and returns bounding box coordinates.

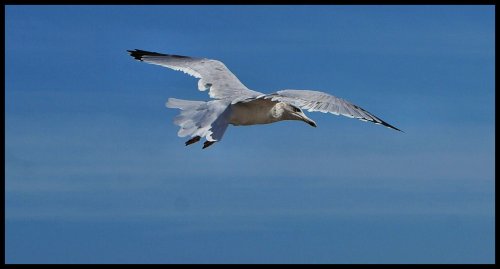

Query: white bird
[128,49,402,149]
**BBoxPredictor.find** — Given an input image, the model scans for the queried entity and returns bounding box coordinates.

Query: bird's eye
[293,107,301,112]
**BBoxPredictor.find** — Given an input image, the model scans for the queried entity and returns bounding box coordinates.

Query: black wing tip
[381,121,404,132]
[127,49,190,61]
[127,49,165,61]
[373,117,403,132]
[365,117,403,132]
[353,104,403,132]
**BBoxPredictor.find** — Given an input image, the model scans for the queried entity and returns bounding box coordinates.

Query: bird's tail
[165,98,231,143]
[166,98,206,111]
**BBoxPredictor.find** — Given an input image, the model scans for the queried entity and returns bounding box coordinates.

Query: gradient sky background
[5,5,495,264]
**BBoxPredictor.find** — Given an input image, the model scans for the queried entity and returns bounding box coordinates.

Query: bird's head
[284,104,317,127]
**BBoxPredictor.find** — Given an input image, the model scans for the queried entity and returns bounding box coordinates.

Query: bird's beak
[305,118,317,127]
[295,112,317,127]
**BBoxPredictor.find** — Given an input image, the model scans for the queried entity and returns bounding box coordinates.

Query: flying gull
[127,49,402,149]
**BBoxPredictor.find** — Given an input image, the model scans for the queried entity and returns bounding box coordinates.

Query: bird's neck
[270,102,287,119]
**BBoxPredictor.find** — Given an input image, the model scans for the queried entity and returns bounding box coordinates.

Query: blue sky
[5,5,495,264]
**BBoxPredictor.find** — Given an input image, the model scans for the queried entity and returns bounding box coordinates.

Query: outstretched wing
[127,49,262,101]
[262,89,402,132]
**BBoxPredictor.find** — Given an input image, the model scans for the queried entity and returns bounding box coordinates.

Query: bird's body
[229,99,314,126]
[128,49,401,148]
[229,99,277,126]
